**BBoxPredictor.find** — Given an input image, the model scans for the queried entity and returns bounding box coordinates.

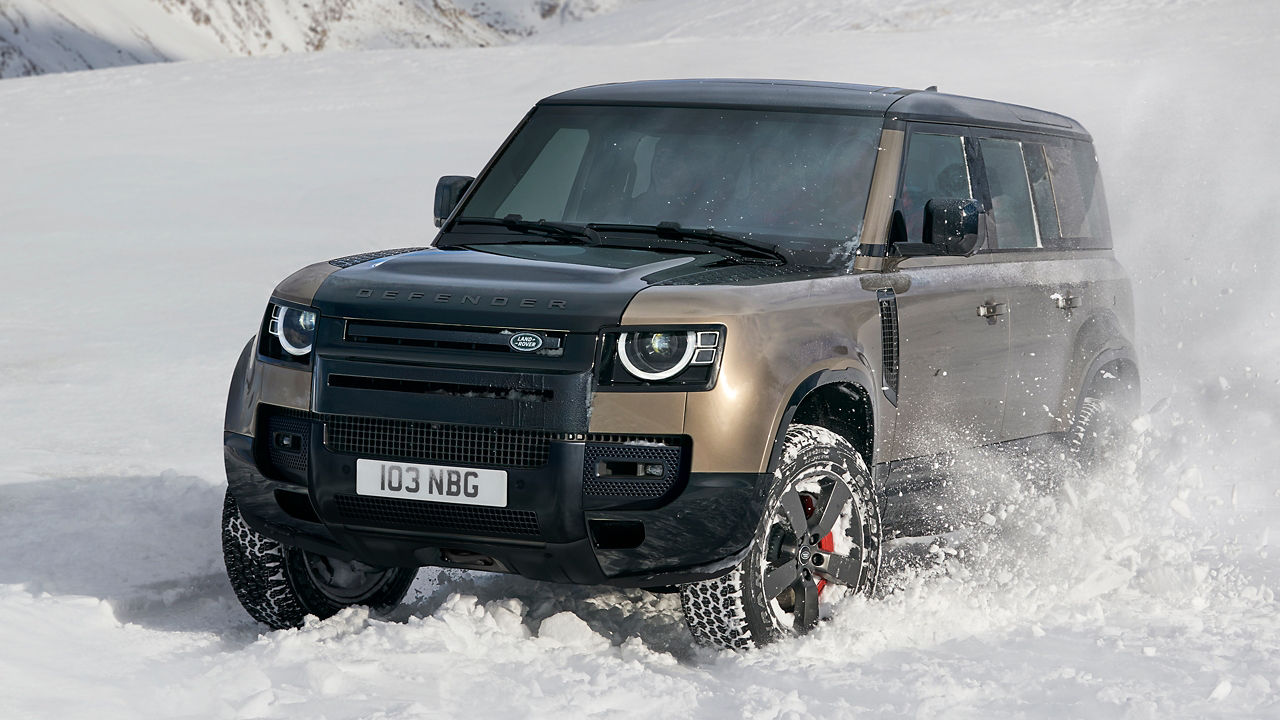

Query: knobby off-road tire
[222,490,417,630]
[1067,395,1129,473]
[679,425,882,649]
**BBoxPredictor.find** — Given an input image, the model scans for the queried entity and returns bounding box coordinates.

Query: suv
[221,79,1138,649]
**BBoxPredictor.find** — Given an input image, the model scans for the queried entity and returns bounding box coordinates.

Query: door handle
[1052,293,1080,311]
[976,301,1005,320]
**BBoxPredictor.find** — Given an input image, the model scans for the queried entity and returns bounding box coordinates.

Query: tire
[679,424,882,649]
[221,490,417,630]
[1067,395,1128,473]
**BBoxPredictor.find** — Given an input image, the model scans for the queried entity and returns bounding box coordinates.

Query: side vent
[877,288,900,405]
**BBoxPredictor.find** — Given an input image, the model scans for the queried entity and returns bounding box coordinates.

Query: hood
[310,245,710,332]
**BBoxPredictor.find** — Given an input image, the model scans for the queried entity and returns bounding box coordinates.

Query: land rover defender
[221,79,1138,649]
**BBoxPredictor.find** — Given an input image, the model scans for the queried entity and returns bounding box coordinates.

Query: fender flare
[1074,345,1141,421]
[765,366,880,474]
[224,337,257,436]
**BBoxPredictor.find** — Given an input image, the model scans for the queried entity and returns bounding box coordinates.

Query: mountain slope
[0,0,625,78]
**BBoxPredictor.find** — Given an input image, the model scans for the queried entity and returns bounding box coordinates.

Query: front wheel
[221,490,417,629]
[680,424,882,649]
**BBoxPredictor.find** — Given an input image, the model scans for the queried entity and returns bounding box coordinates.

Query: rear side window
[979,138,1039,249]
[1044,141,1112,249]
[1024,144,1061,244]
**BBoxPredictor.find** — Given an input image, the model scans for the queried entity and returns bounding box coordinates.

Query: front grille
[327,374,553,402]
[325,414,562,468]
[344,319,566,358]
[582,438,684,499]
[333,494,539,537]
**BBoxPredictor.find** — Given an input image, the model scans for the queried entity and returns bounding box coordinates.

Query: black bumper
[225,420,767,588]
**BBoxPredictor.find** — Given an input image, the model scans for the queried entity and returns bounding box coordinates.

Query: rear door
[977,134,1109,439]
[887,125,1012,461]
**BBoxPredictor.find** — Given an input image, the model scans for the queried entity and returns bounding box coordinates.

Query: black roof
[539,78,1089,139]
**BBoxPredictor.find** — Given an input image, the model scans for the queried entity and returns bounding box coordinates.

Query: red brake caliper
[800,494,836,595]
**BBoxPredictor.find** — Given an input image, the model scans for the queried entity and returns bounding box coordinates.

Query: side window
[1044,141,1112,249]
[495,127,590,221]
[1024,144,1061,244]
[979,138,1039,249]
[894,132,971,243]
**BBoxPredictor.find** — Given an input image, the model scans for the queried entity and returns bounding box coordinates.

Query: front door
[885,127,1012,461]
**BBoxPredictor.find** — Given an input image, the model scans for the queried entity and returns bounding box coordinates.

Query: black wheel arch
[1075,346,1141,421]
[767,368,879,475]
[1067,310,1140,418]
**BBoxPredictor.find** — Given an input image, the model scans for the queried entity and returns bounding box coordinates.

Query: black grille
[878,288,900,402]
[265,412,311,475]
[333,494,539,537]
[582,440,683,499]
[329,247,428,269]
[585,433,678,445]
[343,319,566,358]
[325,415,560,468]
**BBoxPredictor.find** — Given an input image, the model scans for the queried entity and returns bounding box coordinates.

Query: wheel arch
[766,369,878,474]
[1061,310,1140,426]
[1076,347,1141,419]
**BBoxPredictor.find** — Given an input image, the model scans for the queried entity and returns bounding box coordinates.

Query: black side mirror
[434,175,474,227]
[924,197,984,255]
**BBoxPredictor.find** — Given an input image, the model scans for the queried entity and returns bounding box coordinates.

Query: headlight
[618,331,695,380]
[261,303,318,362]
[270,304,318,356]
[611,328,722,385]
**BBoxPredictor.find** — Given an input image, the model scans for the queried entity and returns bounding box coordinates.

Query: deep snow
[1,0,1278,717]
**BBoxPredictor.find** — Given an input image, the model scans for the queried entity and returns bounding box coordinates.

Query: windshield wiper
[586,222,787,264]
[445,215,601,246]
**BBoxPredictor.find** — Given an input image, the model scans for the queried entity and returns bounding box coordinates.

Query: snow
[1,0,1279,717]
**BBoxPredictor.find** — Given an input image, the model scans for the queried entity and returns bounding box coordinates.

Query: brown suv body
[223,79,1137,595]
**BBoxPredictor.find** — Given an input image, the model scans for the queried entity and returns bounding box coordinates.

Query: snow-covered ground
[1,0,1278,717]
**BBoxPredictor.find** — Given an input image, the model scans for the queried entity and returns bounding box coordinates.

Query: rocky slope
[0,0,625,79]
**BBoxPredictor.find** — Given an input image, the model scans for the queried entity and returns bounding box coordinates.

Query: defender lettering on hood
[353,288,568,309]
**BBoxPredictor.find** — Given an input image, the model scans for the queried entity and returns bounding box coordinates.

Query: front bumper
[225,414,767,587]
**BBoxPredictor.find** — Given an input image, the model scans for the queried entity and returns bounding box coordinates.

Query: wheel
[221,490,417,629]
[679,424,881,649]
[1067,395,1129,472]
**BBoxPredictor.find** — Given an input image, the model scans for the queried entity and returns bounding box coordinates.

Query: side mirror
[924,197,984,255]
[434,175,474,227]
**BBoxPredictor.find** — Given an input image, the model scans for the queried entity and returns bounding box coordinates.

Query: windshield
[458,105,881,253]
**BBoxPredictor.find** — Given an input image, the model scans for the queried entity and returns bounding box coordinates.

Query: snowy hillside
[0,0,627,78]
[1,0,1278,717]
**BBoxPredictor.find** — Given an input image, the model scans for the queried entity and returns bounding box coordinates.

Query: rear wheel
[221,490,417,629]
[680,425,881,649]
[1068,395,1129,473]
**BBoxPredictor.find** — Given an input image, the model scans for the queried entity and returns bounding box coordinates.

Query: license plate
[355,459,508,507]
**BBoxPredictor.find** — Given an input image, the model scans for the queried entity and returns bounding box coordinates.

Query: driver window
[894,132,971,243]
